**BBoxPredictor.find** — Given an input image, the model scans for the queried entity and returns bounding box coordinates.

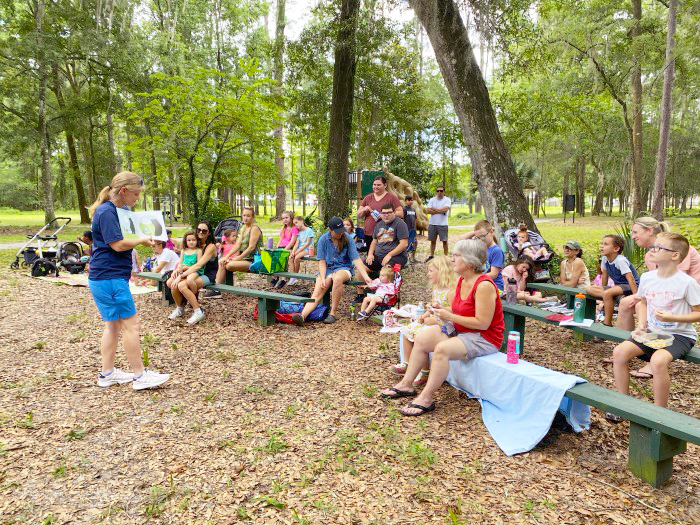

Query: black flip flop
[381,387,417,399]
[399,402,436,417]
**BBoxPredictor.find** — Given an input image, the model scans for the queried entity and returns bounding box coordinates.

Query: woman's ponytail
[89,186,113,216]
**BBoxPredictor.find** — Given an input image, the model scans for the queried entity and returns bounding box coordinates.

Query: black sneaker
[275,279,287,289]
[270,277,279,286]
[292,314,304,326]
[323,314,337,324]
[424,255,434,263]
[203,290,222,299]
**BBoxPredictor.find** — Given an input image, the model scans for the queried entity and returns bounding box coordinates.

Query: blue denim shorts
[89,278,137,322]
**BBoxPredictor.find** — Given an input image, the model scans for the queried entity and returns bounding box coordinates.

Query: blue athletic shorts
[89,278,137,322]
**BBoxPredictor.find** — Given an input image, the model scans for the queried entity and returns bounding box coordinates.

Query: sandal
[605,412,624,424]
[399,402,436,417]
[381,387,417,399]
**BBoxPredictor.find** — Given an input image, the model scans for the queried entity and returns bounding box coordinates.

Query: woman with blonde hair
[617,216,700,378]
[88,172,170,390]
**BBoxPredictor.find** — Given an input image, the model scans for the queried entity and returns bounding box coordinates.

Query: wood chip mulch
[0,262,699,524]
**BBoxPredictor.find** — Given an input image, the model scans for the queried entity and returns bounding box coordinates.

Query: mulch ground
[1,256,699,524]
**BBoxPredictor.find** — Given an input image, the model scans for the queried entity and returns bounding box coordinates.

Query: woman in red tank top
[381,239,505,416]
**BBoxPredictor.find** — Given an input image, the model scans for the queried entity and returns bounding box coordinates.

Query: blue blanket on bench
[443,352,590,456]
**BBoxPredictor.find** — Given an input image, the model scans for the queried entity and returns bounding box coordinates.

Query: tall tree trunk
[106,87,119,177]
[410,0,536,234]
[52,64,89,223]
[322,0,360,222]
[630,0,644,216]
[34,0,55,223]
[591,157,606,216]
[144,120,161,210]
[576,156,585,216]
[651,0,677,221]
[273,0,286,218]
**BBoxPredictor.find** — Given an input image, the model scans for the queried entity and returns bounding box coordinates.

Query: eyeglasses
[196,228,209,234]
[649,244,677,253]
[381,210,394,214]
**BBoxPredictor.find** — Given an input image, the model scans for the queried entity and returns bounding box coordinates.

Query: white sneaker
[132,368,170,391]
[287,278,298,286]
[169,307,184,320]
[187,309,205,324]
[97,367,134,387]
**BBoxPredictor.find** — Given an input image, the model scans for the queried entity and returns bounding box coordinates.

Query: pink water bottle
[506,331,520,364]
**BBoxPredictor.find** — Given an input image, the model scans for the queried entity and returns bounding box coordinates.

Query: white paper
[559,319,594,327]
[379,326,403,333]
[116,209,168,241]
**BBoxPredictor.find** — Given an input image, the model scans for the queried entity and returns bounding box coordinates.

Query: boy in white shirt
[609,233,700,418]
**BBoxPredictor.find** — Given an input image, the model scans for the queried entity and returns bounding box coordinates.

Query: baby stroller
[503,227,553,282]
[213,216,242,242]
[10,217,87,277]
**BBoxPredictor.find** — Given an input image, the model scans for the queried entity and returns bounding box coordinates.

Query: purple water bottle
[267,237,274,250]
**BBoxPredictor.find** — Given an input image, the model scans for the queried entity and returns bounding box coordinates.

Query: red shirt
[452,274,505,348]
[360,192,402,236]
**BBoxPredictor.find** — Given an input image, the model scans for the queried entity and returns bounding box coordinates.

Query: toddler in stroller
[503,224,554,282]
[357,265,401,320]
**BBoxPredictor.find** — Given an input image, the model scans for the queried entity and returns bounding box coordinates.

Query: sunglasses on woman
[196,228,209,234]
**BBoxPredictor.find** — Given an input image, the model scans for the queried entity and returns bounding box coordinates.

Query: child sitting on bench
[501,256,556,303]
[586,234,639,326]
[608,233,700,418]
[358,266,398,320]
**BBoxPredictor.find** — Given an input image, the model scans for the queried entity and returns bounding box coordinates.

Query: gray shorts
[428,224,448,242]
[452,332,499,360]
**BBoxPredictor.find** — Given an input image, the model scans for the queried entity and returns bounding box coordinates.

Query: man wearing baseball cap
[292,217,372,326]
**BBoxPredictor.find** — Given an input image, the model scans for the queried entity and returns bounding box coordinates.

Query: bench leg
[157,280,174,305]
[322,289,331,307]
[257,298,279,326]
[627,422,687,488]
[225,270,234,285]
[503,313,526,353]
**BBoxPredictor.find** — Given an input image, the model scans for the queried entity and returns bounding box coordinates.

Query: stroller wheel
[10,260,19,270]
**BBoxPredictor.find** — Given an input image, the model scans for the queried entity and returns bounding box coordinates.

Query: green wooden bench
[204,284,314,326]
[564,382,700,487]
[502,302,700,364]
[527,282,597,341]
[527,282,596,315]
[135,272,170,305]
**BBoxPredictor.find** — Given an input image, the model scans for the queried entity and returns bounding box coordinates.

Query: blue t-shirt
[602,254,639,286]
[90,201,132,281]
[317,232,359,273]
[485,244,505,290]
[297,227,315,252]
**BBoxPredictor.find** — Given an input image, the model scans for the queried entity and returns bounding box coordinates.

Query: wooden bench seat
[564,382,700,487]
[205,284,313,326]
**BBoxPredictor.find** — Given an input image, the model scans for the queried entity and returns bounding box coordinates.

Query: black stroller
[213,217,242,242]
[10,217,87,277]
[503,227,554,282]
